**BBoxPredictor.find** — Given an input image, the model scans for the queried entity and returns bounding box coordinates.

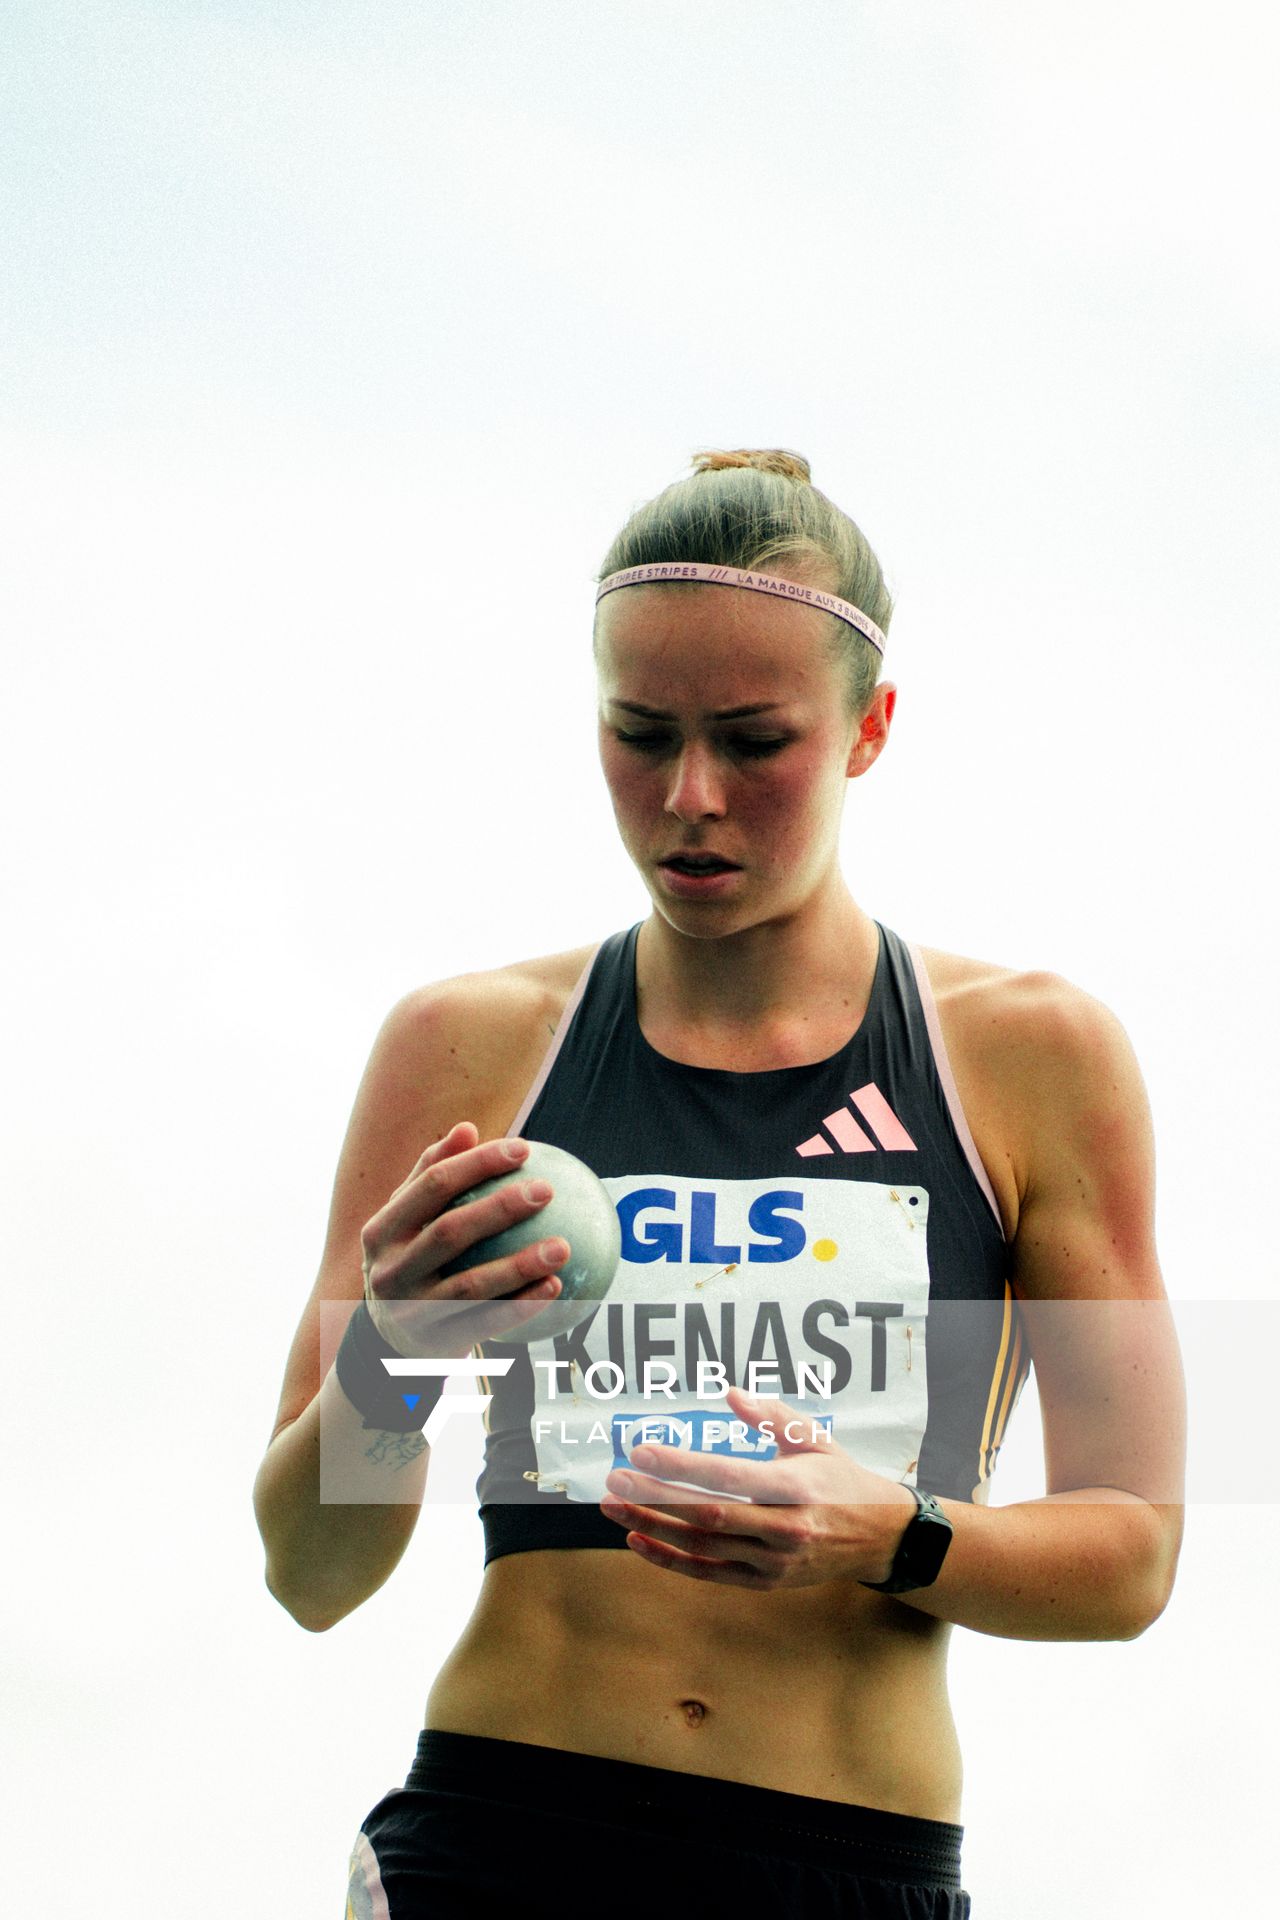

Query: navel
[680,1697,708,1727]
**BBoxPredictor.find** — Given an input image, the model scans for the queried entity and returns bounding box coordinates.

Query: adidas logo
[797,1083,917,1157]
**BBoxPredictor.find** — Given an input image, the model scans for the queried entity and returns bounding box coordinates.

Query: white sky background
[3,1,1277,1913]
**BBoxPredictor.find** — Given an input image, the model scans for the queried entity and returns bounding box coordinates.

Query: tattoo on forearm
[363,1429,429,1470]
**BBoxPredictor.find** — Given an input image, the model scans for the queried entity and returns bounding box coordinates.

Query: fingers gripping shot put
[252,450,1185,1918]
[437,1142,622,1344]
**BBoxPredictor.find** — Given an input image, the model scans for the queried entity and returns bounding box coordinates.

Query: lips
[660,853,741,874]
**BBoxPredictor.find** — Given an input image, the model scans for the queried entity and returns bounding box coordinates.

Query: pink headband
[595,562,886,658]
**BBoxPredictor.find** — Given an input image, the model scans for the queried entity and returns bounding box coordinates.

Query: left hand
[600,1385,917,1590]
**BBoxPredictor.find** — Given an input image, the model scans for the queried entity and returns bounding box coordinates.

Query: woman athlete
[253,449,1185,1917]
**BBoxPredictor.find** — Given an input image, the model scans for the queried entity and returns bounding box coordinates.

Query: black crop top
[459,922,1026,1563]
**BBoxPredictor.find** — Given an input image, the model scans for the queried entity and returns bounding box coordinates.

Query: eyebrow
[607,700,785,721]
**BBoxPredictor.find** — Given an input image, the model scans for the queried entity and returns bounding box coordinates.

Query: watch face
[900,1495,953,1584]
[860,1491,955,1594]
[905,1512,955,1574]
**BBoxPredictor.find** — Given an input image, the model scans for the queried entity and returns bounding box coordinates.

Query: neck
[635,879,880,1064]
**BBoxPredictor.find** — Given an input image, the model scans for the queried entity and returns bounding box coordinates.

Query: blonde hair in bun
[595,448,891,714]
[689,447,814,484]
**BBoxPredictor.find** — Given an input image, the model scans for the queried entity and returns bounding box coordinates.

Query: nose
[664,741,727,823]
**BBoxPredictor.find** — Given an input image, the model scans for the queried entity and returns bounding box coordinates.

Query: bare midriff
[418,933,1019,1827]
[425,1547,962,1820]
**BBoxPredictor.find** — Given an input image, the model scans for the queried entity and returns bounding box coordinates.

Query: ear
[846,682,896,779]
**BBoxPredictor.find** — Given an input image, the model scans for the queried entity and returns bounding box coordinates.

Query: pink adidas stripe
[823,1106,876,1153]
[851,1083,917,1152]
[797,1132,834,1157]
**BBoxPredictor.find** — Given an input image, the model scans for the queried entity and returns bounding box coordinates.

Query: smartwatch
[859,1486,954,1595]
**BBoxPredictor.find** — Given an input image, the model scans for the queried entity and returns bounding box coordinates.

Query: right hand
[359,1121,568,1356]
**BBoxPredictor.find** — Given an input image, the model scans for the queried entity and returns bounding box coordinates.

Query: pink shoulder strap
[906,942,1005,1237]
[506,947,602,1136]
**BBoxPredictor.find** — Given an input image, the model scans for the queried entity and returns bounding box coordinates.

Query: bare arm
[888,976,1185,1638]
[251,967,577,1631]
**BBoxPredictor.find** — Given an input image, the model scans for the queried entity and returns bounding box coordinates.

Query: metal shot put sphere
[440,1141,622,1346]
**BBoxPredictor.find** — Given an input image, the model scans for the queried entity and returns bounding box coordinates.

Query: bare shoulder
[394,941,597,1039]
[263,940,600,1440]
[914,942,1149,1232]
[381,941,599,1136]
[337,939,599,1238]
[916,941,1137,1075]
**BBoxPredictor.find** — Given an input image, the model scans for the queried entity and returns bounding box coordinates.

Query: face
[595,583,895,939]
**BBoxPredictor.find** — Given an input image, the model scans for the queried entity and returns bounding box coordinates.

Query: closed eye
[613,731,788,758]
[728,737,788,758]
[613,730,671,750]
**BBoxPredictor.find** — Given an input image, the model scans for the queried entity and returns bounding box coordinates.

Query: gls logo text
[619,1187,806,1265]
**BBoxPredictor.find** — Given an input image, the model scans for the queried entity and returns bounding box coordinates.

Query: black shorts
[346,1729,971,1918]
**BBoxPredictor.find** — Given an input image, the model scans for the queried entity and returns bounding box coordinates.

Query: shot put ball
[438,1141,621,1345]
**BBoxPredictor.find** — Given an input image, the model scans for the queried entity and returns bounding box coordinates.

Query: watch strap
[858,1486,954,1595]
[334,1301,448,1432]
